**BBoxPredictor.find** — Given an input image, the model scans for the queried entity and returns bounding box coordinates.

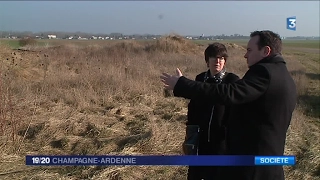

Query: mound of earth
[224,43,246,51]
[145,34,202,54]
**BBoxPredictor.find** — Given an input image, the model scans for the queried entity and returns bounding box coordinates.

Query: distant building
[48,35,57,39]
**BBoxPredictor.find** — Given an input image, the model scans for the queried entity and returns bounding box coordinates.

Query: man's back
[225,55,297,180]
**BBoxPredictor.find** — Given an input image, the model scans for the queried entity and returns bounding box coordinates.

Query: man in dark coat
[160,30,297,180]
[184,43,239,180]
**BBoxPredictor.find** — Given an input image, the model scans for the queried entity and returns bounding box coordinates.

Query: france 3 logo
[287,16,296,31]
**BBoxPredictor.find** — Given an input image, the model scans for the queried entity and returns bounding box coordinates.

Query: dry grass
[0,35,319,180]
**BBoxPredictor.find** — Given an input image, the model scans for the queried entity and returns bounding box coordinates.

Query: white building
[48,35,57,39]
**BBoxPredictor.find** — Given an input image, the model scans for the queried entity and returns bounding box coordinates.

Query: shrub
[19,37,37,47]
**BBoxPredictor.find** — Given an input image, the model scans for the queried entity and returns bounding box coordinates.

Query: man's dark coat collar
[250,54,286,68]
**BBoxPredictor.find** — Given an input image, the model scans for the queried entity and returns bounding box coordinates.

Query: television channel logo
[287,16,296,31]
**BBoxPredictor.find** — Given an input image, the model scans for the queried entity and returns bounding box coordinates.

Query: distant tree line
[0,31,163,39]
[0,31,318,40]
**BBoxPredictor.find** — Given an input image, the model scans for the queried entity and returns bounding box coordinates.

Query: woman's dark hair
[204,42,228,62]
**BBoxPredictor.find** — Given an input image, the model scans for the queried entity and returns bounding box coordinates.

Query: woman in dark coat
[183,43,240,180]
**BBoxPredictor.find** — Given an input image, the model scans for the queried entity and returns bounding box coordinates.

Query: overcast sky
[0,1,319,36]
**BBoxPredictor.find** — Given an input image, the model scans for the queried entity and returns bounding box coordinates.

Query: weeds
[0,37,318,179]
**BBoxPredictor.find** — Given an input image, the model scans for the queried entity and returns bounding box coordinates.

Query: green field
[282,40,319,49]
[0,39,20,48]
[0,39,49,49]
[194,39,320,49]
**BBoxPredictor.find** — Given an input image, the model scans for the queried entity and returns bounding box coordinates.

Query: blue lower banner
[26,155,295,166]
[255,156,295,166]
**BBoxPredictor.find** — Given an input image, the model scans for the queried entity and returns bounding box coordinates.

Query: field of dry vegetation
[0,35,319,180]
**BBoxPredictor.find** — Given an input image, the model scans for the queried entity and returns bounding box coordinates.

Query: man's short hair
[250,30,282,54]
[204,42,228,62]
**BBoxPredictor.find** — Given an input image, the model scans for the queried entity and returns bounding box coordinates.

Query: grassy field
[282,40,320,49]
[0,36,319,180]
[194,39,320,49]
[1,38,319,49]
[0,39,50,49]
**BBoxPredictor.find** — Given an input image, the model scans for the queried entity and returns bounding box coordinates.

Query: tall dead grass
[0,36,316,179]
[0,45,28,152]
